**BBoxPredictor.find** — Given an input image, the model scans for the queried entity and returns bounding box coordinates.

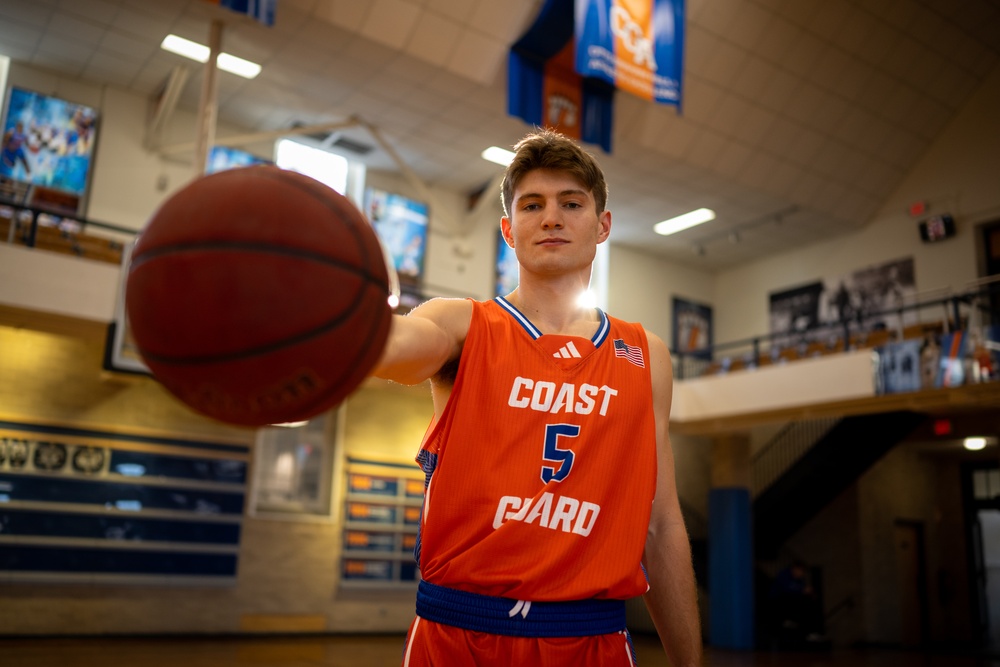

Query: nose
[540,207,563,229]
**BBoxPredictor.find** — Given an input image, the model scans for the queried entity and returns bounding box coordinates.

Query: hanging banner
[508,0,615,152]
[575,0,685,106]
[542,42,584,141]
[204,0,277,26]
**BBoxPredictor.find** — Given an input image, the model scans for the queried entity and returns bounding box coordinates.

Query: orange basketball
[125,165,393,427]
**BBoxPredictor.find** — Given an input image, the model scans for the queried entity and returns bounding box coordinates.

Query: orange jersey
[414,297,657,602]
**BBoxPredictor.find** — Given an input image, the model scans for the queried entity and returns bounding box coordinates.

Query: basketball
[125,165,393,427]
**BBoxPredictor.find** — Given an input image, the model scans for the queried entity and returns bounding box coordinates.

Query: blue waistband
[415,580,627,638]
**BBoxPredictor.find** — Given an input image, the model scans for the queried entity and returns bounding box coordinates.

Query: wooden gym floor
[2,633,1000,667]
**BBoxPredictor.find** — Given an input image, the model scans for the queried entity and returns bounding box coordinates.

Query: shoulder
[408,296,476,331]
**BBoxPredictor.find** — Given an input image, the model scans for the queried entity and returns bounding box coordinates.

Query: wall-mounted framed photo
[0,86,100,215]
[249,409,342,520]
[672,296,713,360]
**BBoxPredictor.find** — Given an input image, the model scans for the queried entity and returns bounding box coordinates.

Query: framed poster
[250,410,340,519]
[363,187,429,293]
[769,281,825,335]
[103,239,151,375]
[206,145,271,173]
[0,86,99,214]
[672,296,712,359]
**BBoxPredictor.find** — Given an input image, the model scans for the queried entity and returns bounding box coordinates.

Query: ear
[500,216,515,248]
[596,209,611,244]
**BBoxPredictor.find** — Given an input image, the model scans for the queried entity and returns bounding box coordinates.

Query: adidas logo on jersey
[553,341,582,359]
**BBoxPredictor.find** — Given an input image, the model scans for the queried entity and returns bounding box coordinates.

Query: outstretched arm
[371,297,473,386]
[642,331,703,666]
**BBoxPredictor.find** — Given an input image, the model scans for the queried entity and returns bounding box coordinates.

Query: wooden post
[193,19,224,177]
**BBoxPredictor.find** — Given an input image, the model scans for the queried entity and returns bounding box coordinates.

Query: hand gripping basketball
[125,165,393,427]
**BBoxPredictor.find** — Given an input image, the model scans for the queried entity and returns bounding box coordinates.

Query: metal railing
[672,278,1000,381]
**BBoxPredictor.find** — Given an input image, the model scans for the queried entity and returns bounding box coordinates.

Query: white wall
[711,63,1000,345]
[607,244,715,345]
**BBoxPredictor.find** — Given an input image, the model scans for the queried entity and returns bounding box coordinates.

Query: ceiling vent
[329,135,373,155]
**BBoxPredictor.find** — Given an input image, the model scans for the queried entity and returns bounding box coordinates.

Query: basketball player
[373,128,701,666]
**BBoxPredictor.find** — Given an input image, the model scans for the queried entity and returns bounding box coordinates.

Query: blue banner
[574,0,684,107]
[207,0,276,26]
[508,0,615,152]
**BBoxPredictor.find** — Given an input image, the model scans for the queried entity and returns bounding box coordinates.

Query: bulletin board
[340,457,424,589]
[0,419,249,585]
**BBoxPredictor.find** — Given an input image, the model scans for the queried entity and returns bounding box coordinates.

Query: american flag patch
[613,339,645,368]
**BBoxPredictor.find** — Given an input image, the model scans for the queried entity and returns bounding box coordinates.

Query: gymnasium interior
[1,0,1000,665]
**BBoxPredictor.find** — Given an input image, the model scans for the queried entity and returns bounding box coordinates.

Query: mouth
[537,238,568,246]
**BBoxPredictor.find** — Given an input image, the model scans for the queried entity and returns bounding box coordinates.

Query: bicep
[646,332,684,529]
[371,298,470,386]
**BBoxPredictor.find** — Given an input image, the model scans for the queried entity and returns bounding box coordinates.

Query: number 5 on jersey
[541,424,580,483]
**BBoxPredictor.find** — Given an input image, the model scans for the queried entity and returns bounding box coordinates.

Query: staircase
[752,410,927,559]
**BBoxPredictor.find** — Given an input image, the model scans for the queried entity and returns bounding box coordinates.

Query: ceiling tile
[757,67,800,113]
[424,0,477,23]
[682,24,715,80]
[700,38,748,89]
[732,57,777,103]
[734,103,777,146]
[445,30,505,85]
[113,6,173,41]
[100,26,158,59]
[0,1,54,28]
[679,75,724,123]
[705,93,751,137]
[405,12,462,66]
[83,51,143,86]
[761,157,801,196]
[753,15,797,66]
[854,22,899,69]
[56,0,119,24]
[737,150,782,190]
[781,29,825,78]
[725,1,772,52]
[711,140,755,179]
[695,0,742,36]
[832,6,877,56]
[656,122,699,160]
[686,128,729,171]
[805,0,851,41]
[359,0,421,50]
[0,21,43,53]
[467,0,534,42]
[782,123,824,168]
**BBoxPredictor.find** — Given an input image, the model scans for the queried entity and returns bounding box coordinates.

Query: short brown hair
[501,128,609,218]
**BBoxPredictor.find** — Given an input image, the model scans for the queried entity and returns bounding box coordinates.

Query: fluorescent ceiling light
[964,436,987,451]
[653,208,716,236]
[161,34,262,79]
[482,146,515,166]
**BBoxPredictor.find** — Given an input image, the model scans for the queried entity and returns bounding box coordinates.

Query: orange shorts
[401,616,638,666]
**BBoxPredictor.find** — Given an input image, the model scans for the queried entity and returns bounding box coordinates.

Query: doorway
[893,519,929,646]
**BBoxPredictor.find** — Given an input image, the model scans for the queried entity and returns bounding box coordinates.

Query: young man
[373,128,702,666]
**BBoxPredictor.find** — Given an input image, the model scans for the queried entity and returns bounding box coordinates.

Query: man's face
[500,169,611,279]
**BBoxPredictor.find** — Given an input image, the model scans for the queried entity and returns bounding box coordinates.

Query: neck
[506,277,597,336]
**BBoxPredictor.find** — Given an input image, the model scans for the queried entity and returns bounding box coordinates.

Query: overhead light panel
[654,208,716,236]
[964,437,987,451]
[161,34,262,79]
[482,146,515,166]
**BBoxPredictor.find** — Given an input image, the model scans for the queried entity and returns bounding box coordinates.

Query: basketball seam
[130,242,384,284]
[137,278,387,365]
